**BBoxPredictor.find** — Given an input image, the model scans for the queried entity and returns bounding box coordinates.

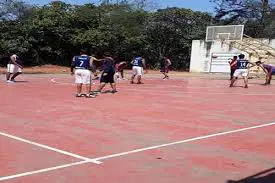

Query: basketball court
[1,25,275,183]
[1,71,275,183]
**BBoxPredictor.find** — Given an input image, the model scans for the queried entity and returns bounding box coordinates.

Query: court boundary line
[1,122,275,181]
[123,87,275,96]
[0,161,89,181]
[49,77,275,96]
[50,78,96,85]
[91,122,275,161]
[0,132,102,164]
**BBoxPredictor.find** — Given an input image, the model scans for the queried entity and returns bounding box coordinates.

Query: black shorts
[160,67,169,73]
[100,72,115,83]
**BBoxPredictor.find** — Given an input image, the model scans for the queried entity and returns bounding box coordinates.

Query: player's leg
[121,70,125,79]
[242,69,249,88]
[160,67,166,79]
[266,70,275,84]
[230,68,235,80]
[10,65,22,81]
[109,72,117,93]
[83,70,95,98]
[76,84,83,97]
[243,76,248,88]
[10,72,22,81]
[97,83,106,93]
[266,73,272,84]
[137,67,143,84]
[162,71,168,79]
[75,69,83,97]
[164,67,169,79]
[6,72,12,82]
[230,69,239,87]
[6,64,13,82]
[94,72,108,93]
[131,67,137,84]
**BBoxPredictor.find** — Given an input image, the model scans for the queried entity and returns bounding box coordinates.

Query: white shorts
[132,66,143,76]
[233,69,248,77]
[75,69,91,84]
[7,64,22,73]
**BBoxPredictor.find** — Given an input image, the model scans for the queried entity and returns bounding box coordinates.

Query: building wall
[190,39,275,73]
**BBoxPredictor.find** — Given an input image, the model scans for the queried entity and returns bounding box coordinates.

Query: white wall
[190,39,275,73]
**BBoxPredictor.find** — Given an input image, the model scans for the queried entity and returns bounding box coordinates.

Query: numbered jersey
[74,55,90,69]
[237,59,249,69]
[132,57,143,67]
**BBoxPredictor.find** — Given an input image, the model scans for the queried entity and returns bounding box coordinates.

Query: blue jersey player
[230,54,255,88]
[130,55,147,84]
[71,49,95,98]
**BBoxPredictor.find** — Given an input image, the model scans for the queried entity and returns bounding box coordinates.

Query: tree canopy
[0,0,275,69]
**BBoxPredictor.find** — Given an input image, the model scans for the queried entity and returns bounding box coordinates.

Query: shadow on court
[14,80,29,83]
[226,167,275,183]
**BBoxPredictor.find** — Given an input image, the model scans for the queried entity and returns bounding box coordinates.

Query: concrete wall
[190,39,275,73]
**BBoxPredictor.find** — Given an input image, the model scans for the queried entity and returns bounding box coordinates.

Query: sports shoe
[6,80,15,83]
[75,93,82,97]
[90,91,100,95]
[111,90,118,94]
[85,94,96,98]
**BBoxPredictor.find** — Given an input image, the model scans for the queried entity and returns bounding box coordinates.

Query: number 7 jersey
[74,55,90,69]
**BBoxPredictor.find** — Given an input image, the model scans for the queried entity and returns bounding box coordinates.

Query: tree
[144,8,213,69]
[212,0,275,38]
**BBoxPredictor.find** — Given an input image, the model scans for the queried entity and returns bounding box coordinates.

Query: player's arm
[10,55,22,68]
[167,59,171,66]
[259,64,269,75]
[247,61,256,69]
[230,60,237,67]
[89,57,95,72]
[91,56,102,62]
[70,56,75,75]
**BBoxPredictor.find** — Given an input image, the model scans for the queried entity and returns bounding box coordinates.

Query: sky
[24,0,216,13]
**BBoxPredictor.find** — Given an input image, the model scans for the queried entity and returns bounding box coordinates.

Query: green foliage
[144,8,213,69]
[2,0,274,70]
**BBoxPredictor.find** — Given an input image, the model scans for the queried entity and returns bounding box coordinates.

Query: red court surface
[1,72,275,183]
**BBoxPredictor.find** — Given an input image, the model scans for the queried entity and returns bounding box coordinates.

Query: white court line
[50,78,96,85]
[50,78,74,85]
[1,122,275,181]
[0,132,102,164]
[91,122,275,162]
[123,87,275,96]
[0,160,89,181]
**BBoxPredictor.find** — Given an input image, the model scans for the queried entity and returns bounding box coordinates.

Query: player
[255,61,275,85]
[90,54,101,80]
[93,53,117,94]
[6,54,23,83]
[130,54,147,84]
[229,56,237,80]
[71,49,95,98]
[160,56,171,79]
[230,54,254,88]
[114,61,127,80]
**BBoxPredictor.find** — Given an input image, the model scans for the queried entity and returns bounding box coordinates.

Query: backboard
[206,25,244,42]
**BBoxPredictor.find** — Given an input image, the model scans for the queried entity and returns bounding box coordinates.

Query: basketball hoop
[205,25,244,42]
